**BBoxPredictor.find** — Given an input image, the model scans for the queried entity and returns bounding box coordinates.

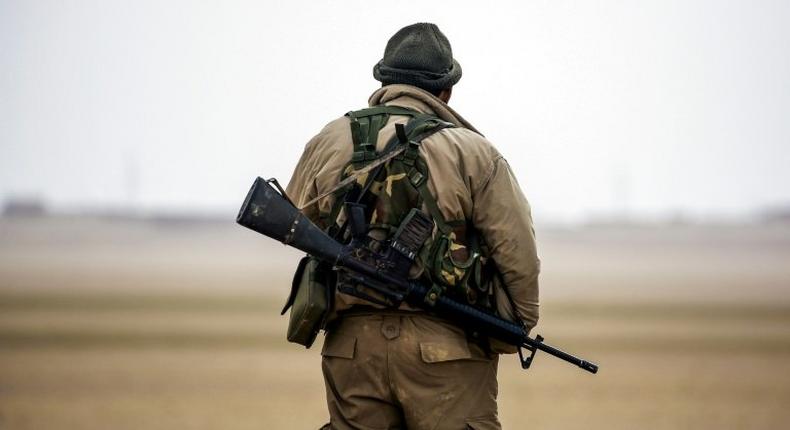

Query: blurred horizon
[3,194,790,227]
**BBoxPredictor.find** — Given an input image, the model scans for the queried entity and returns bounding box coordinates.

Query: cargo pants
[320,311,501,430]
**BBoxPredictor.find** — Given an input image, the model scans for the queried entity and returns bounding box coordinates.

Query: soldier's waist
[337,305,428,319]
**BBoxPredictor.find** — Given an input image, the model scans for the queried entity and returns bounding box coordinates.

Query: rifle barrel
[526,337,599,374]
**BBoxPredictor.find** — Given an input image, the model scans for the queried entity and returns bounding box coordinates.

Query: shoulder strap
[346,106,419,167]
[398,116,456,235]
[349,105,420,118]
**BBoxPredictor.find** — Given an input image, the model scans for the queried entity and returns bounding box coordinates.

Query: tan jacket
[286,84,540,332]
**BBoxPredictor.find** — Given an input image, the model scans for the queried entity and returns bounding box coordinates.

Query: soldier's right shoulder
[303,116,353,152]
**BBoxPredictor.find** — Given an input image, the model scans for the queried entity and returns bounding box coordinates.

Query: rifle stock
[237,177,598,374]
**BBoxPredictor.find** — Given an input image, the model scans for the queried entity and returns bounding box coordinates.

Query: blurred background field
[3,1,790,429]
[1,215,789,430]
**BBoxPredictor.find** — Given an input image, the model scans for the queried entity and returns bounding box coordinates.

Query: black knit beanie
[373,23,462,92]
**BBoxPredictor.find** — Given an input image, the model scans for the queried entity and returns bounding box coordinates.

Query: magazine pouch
[281,255,331,348]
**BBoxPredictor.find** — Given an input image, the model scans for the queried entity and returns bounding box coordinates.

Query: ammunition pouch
[425,229,494,311]
[281,255,333,348]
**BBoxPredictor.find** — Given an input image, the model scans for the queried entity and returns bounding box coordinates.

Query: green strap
[368,114,386,143]
[399,117,455,236]
[347,113,376,165]
[350,105,420,118]
[414,168,453,235]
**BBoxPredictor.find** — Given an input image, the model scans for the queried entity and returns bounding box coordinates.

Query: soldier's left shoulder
[430,126,503,159]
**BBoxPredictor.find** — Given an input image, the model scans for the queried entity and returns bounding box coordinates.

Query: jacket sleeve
[285,137,321,225]
[471,156,540,332]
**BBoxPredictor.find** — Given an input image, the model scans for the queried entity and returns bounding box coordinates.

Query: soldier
[286,23,540,430]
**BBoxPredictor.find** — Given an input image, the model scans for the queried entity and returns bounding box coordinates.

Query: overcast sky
[1,0,788,223]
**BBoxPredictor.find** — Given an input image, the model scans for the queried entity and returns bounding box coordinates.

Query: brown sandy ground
[1,218,789,429]
[0,294,789,430]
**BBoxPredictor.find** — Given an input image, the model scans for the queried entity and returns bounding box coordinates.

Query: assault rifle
[237,177,598,374]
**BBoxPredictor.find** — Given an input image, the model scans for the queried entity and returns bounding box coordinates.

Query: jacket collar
[368,84,482,135]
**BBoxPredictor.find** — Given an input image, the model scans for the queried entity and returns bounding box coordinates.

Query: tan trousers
[320,312,501,430]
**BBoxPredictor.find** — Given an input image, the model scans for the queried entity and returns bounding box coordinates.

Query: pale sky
[1,0,789,223]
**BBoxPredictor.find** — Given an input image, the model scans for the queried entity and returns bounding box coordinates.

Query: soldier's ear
[438,87,453,103]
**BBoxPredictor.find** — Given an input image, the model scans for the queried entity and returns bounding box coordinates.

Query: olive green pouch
[281,256,331,348]
[427,232,482,302]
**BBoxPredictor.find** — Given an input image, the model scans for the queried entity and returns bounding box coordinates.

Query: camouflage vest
[327,106,497,311]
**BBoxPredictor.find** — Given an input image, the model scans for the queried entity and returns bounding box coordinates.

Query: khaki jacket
[286,84,540,332]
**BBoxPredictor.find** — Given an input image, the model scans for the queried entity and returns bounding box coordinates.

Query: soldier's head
[373,23,460,104]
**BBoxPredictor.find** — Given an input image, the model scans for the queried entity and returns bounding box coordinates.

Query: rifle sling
[298,145,407,210]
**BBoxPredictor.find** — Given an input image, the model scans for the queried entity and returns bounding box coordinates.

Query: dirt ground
[1,217,789,429]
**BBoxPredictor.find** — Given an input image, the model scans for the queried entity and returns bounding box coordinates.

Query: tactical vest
[328,105,497,311]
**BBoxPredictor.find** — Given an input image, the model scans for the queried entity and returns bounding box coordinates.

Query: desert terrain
[1,216,789,429]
